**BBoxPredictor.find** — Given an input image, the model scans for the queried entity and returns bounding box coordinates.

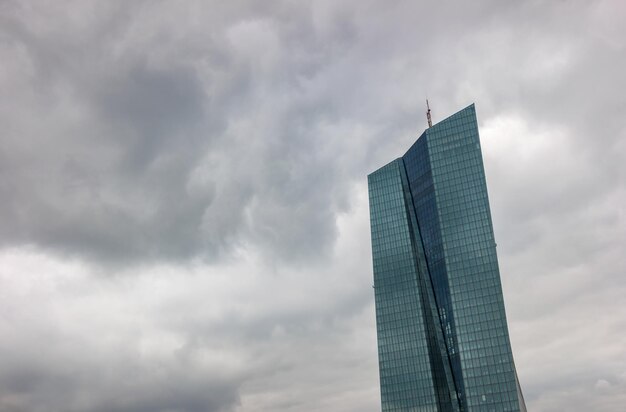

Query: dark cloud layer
[0,0,357,265]
[0,0,624,411]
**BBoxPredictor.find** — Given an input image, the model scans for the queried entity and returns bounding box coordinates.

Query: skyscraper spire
[426,99,433,128]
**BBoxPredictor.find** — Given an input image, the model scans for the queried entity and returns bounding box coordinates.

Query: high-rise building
[368,104,526,412]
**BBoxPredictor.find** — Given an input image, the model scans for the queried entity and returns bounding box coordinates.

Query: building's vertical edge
[368,160,440,411]
[403,132,467,409]
[470,108,527,412]
[515,369,527,412]
[399,159,462,412]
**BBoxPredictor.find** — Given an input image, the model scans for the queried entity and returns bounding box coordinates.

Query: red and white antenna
[426,99,433,128]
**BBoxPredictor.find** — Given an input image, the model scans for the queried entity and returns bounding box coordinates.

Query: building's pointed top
[426,99,433,128]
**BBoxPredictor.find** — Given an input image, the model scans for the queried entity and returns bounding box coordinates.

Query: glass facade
[368,105,526,412]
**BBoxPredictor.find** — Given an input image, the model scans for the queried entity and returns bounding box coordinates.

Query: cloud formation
[0,0,624,411]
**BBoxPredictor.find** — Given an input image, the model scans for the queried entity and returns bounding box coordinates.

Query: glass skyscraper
[368,104,526,412]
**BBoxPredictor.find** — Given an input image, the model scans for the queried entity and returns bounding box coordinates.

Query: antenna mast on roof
[426,99,433,128]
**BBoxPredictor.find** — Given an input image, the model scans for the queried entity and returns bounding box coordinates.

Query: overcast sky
[1,1,625,411]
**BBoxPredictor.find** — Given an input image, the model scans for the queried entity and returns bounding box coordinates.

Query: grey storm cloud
[0,0,625,411]
[0,0,357,265]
